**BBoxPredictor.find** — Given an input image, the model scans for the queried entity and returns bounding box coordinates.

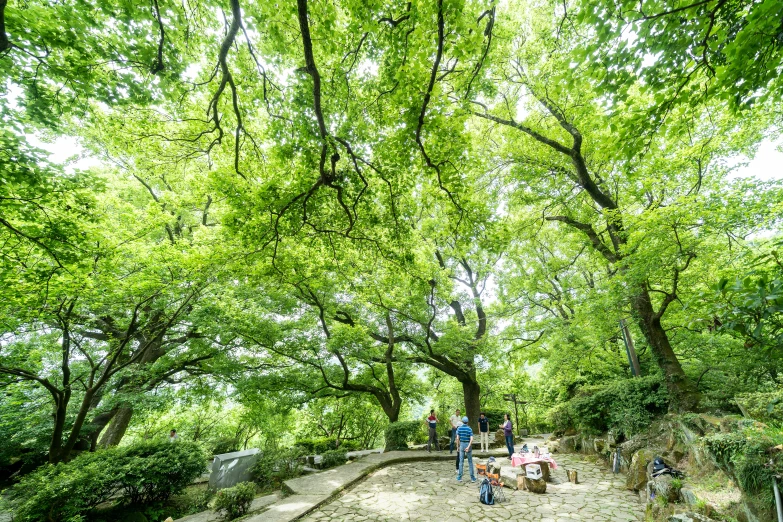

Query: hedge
[10,441,206,522]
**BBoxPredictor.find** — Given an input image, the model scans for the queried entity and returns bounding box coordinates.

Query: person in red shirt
[426,409,441,452]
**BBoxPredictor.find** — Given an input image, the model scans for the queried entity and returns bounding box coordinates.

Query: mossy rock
[626,448,654,491]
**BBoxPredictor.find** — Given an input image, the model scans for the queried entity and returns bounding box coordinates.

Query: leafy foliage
[9,441,206,521]
[114,441,208,504]
[705,423,783,510]
[249,447,305,490]
[547,376,670,437]
[735,390,783,424]
[384,421,423,451]
[213,482,256,520]
[10,450,118,522]
[320,450,349,469]
[1,0,782,497]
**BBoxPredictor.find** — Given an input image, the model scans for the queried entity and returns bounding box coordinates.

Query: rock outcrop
[626,448,654,491]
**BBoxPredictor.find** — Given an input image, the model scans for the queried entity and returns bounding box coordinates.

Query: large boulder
[651,475,680,504]
[524,477,547,493]
[559,435,579,453]
[626,448,654,491]
[679,487,699,506]
[494,429,505,444]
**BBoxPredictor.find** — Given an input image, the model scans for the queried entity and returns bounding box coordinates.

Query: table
[511,455,558,482]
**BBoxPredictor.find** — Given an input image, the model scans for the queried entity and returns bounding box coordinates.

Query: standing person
[500,413,514,457]
[426,409,441,452]
[478,412,490,453]
[169,429,179,442]
[449,409,462,454]
[454,417,463,473]
[455,416,476,483]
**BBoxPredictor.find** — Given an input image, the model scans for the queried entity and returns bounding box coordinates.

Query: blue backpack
[479,477,494,505]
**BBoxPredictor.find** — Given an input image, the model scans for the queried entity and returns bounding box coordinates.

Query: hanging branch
[204,0,247,179]
[464,6,495,98]
[150,0,167,73]
[415,0,462,212]
[0,0,9,53]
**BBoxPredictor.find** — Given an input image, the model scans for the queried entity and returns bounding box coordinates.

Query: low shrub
[338,439,362,451]
[10,451,118,522]
[249,447,305,489]
[546,403,573,436]
[166,485,214,517]
[545,376,669,438]
[116,441,208,504]
[294,437,338,454]
[213,481,256,520]
[704,424,783,515]
[384,421,421,451]
[294,437,361,453]
[481,409,508,431]
[320,449,348,469]
[735,390,783,424]
[9,441,206,522]
[211,437,240,455]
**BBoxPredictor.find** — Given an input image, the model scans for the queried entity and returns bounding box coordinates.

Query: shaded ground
[302,454,644,522]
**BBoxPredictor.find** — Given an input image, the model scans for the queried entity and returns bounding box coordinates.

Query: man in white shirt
[449,409,461,454]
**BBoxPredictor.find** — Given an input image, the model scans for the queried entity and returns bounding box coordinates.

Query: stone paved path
[301,454,644,522]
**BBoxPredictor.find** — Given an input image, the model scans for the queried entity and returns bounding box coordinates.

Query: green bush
[735,390,783,424]
[481,409,508,431]
[166,485,214,517]
[211,437,240,455]
[294,437,361,453]
[320,449,348,469]
[213,481,256,520]
[546,403,573,436]
[249,447,305,489]
[339,439,362,451]
[10,451,119,522]
[546,376,669,437]
[705,426,783,500]
[384,421,421,451]
[117,441,208,504]
[294,437,338,454]
[9,441,207,522]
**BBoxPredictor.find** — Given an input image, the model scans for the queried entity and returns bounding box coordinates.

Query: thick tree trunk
[56,389,96,461]
[633,287,700,411]
[48,398,69,463]
[88,407,119,451]
[377,395,400,423]
[99,405,134,447]
[461,378,481,433]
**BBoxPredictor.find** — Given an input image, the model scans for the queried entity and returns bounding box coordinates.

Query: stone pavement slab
[246,495,330,522]
[283,448,512,497]
[179,439,549,522]
[300,453,644,522]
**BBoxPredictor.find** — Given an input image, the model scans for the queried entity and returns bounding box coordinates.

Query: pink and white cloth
[511,454,558,470]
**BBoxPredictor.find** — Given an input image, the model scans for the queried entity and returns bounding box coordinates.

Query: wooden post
[620,319,641,377]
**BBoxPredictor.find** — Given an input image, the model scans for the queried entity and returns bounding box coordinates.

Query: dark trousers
[449,428,457,453]
[505,434,515,457]
[427,427,440,451]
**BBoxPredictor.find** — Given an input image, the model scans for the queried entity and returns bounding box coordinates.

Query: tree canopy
[1,0,782,466]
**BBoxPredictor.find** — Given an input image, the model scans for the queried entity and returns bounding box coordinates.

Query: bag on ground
[479,477,494,505]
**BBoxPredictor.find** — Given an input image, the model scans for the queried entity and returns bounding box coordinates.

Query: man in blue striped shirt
[455,416,476,482]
